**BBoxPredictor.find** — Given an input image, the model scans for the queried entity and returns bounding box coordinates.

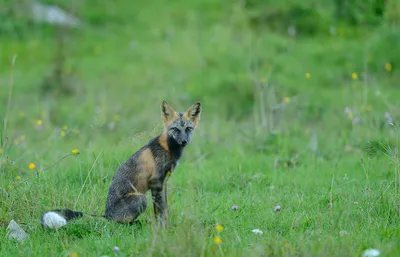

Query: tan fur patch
[133,149,156,193]
[161,101,179,125]
[181,113,191,121]
[182,114,198,127]
[182,102,202,127]
[158,132,169,151]
[162,113,179,126]
[127,192,144,196]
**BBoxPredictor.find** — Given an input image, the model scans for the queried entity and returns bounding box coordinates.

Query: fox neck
[166,134,184,160]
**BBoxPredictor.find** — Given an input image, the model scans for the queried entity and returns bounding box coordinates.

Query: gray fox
[41,101,202,229]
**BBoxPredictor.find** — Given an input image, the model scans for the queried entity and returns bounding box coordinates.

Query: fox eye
[185,127,193,132]
[171,127,180,133]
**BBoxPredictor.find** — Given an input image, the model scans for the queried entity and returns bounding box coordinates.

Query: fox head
[161,101,202,147]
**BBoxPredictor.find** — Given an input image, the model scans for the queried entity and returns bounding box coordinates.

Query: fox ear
[161,101,179,124]
[183,102,202,126]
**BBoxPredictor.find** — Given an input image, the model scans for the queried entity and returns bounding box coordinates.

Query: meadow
[1,1,400,256]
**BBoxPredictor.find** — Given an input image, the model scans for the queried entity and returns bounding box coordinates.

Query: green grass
[1,1,400,256]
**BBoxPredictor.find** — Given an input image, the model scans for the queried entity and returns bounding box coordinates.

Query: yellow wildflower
[70,253,78,257]
[214,237,222,244]
[72,129,80,135]
[0,148,3,155]
[113,114,120,121]
[19,111,25,117]
[385,63,392,72]
[29,163,36,170]
[283,97,290,103]
[60,130,66,137]
[347,112,354,120]
[260,77,267,83]
[216,224,224,232]
[71,149,80,155]
[351,72,358,80]
[62,125,68,130]
[283,162,288,168]
[36,119,43,126]
[16,176,21,180]
[305,72,311,79]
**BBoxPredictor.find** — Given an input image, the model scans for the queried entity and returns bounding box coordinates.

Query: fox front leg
[151,186,168,226]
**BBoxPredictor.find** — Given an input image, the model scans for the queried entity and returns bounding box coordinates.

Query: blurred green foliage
[1,0,395,37]
[245,0,333,35]
[334,0,386,26]
[245,0,390,36]
[0,0,30,37]
[1,0,399,122]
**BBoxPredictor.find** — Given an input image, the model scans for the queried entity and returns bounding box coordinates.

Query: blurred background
[1,0,400,172]
[1,0,400,176]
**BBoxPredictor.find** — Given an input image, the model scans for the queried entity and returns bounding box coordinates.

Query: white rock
[251,228,263,235]
[6,220,29,242]
[362,249,380,257]
[31,1,80,27]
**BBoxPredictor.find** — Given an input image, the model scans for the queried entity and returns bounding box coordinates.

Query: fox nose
[181,140,187,146]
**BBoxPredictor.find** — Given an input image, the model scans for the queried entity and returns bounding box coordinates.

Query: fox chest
[133,157,177,193]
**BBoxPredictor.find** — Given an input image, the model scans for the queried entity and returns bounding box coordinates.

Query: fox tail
[40,209,104,229]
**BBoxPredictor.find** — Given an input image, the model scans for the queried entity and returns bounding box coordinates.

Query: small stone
[231,205,239,211]
[113,246,120,253]
[362,249,380,257]
[31,2,81,27]
[251,228,263,235]
[274,205,281,212]
[6,220,29,242]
